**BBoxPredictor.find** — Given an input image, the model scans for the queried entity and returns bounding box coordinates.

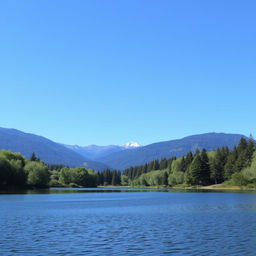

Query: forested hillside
[122,137,256,187]
[97,133,246,170]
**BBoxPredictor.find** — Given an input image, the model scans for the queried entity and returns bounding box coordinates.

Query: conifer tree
[224,147,238,179]
[200,149,211,185]
[210,148,225,184]
[187,153,202,185]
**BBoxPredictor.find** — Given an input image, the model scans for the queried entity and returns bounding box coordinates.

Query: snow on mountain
[123,142,141,148]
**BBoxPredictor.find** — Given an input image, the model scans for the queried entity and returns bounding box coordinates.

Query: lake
[0,188,256,255]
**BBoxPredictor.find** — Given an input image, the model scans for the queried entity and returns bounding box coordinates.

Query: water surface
[0,188,256,255]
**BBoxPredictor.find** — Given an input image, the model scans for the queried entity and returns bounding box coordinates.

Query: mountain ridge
[0,127,248,171]
[95,132,247,170]
[0,127,108,170]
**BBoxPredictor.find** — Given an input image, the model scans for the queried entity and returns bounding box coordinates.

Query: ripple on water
[0,191,256,255]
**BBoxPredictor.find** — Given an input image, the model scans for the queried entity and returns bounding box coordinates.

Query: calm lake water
[0,188,256,256]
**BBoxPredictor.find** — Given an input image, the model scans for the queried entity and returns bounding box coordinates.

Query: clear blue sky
[0,0,255,146]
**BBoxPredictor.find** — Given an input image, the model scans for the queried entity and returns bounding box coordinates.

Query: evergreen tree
[184,152,193,170]
[163,171,168,185]
[160,158,168,170]
[200,149,211,185]
[224,147,238,179]
[30,152,40,162]
[153,160,160,170]
[210,148,225,184]
[142,163,148,173]
[186,154,202,185]
[111,171,117,186]
[179,157,186,172]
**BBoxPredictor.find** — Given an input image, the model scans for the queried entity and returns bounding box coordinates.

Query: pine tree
[153,160,160,170]
[30,152,39,162]
[210,149,225,184]
[246,135,255,164]
[184,152,193,170]
[142,163,148,173]
[187,154,202,185]
[160,158,168,170]
[200,149,211,185]
[224,147,238,179]
[111,171,116,186]
[163,171,168,186]
[178,157,186,172]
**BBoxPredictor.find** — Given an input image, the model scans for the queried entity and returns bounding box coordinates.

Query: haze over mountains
[64,142,141,160]
[0,127,247,171]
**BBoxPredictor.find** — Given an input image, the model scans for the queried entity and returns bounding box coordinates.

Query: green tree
[224,147,238,179]
[200,149,211,185]
[168,171,184,186]
[186,154,202,185]
[0,151,27,187]
[25,161,50,187]
[210,148,226,184]
[121,175,129,186]
[0,158,12,186]
[30,152,40,162]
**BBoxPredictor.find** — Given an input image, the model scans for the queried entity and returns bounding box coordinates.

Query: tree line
[123,137,256,187]
[0,151,121,188]
[1,137,255,189]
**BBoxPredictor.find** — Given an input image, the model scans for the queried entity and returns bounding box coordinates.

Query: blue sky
[0,0,255,146]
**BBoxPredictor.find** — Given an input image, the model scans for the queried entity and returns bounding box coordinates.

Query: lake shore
[99,184,256,191]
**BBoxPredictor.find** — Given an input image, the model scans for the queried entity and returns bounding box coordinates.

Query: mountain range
[93,133,247,170]
[0,127,247,170]
[0,128,108,170]
[63,142,140,160]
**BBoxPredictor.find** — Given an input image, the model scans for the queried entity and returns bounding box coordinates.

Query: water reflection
[0,186,256,195]
[0,189,256,255]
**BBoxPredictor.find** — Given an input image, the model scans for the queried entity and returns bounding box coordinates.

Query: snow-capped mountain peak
[123,142,141,148]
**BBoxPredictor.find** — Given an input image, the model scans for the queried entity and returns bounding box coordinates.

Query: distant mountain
[123,142,141,148]
[64,142,141,160]
[0,128,108,170]
[0,128,247,172]
[64,144,125,160]
[96,133,247,170]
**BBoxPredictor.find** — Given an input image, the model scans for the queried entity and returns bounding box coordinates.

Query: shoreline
[99,184,256,191]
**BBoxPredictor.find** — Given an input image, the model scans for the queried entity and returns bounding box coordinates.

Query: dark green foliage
[59,167,97,187]
[123,157,176,180]
[210,147,228,184]
[0,151,27,187]
[224,147,238,179]
[179,157,186,172]
[1,136,255,188]
[25,161,50,187]
[111,170,121,186]
[184,152,193,169]
[200,149,211,185]
[125,137,255,187]
[0,158,13,186]
[96,169,121,186]
[159,158,168,170]
[30,152,40,162]
[0,149,99,188]
[186,154,202,185]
